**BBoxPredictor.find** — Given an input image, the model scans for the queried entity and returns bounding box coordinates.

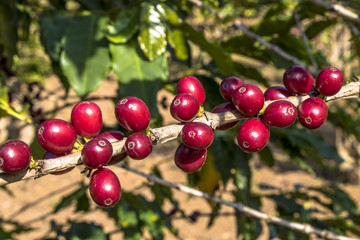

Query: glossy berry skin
[90,168,121,208]
[125,132,152,160]
[0,140,31,173]
[71,101,102,138]
[263,100,297,128]
[316,67,344,96]
[264,86,293,101]
[42,151,74,175]
[298,97,328,129]
[175,143,207,173]
[220,76,244,102]
[82,138,113,169]
[37,119,77,154]
[232,84,264,116]
[180,122,214,150]
[283,65,314,95]
[115,96,151,132]
[96,130,127,165]
[177,76,206,105]
[211,102,240,130]
[170,93,199,122]
[237,118,269,152]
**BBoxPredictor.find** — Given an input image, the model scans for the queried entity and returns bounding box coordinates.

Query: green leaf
[53,184,88,213]
[65,221,108,240]
[0,1,18,66]
[167,29,189,61]
[233,62,269,87]
[257,146,275,167]
[305,19,338,40]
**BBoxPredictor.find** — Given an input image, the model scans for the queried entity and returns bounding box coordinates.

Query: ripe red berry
[82,138,113,169]
[0,140,31,173]
[96,130,127,165]
[170,93,199,122]
[211,102,240,130]
[298,97,328,129]
[37,119,77,154]
[220,76,244,102]
[264,86,293,101]
[42,151,74,175]
[180,122,214,150]
[175,143,207,173]
[237,118,269,152]
[232,84,264,116]
[115,96,151,132]
[89,168,121,208]
[283,65,314,95]
[316,67,344,96]
[125,132,152,160]
[177,76,206,105]
[263,100,297,128]
[71,101,102,138]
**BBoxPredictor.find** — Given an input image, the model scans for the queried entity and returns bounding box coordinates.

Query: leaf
[167,29,189,61]
[233,62,269,87]
[65,221,108,240]
[0,1,18,66]
[53,184,88,213]
[305,19,338,40]
[73,0,104,10]
[257,146,275,167]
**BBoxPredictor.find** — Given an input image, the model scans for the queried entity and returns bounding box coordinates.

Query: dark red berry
[82,138,113,169]
[177,76,206,105]
[0,140,31,173]
[96,130,127,165]
[263,100,297,128]
[42,151,74,175]
[316,67,344,96]
[264,86,293,101]
[90,168,121,208]
[71,101,102,138]
[170,93,199,122]
[175,143,207,173]
[237,118,269,152]
[37,119,77,154]
[232,84,264,116]
[220,76,244,102]
[125,132,152,160]
[283,65,313,95]
[298,97,328,129]
[211,102,240,130]
[115,96,151,132]
[180,122,214,150]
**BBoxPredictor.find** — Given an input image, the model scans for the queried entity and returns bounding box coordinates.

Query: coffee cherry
[0,140,31,173]
[220,76,244,102]
[125,132,152,160]
[90,168,121,208]
[96,130,127,165]
[237,118,269,152]
[37,119,77,154]
[170,93,199,122]
[82,138,113,169]
[211,102,240,130]
[264,86,293,101]
[298,97,328,129]
[42,151,74,175]
[232,84,264,116]
[177,76,206,105]
[175,143,207,173]
[283,65,313,95]
[316,67,344,96]
[115,96,151,132]
[71,101,102,138]
[263,100,297,128]
[180,122,214,150]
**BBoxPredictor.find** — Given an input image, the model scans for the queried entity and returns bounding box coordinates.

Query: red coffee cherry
[42,151,74,175]
[232,84,264,116]
[96,130,127,165]
[37,119,77,154]
[82,138,113,169]
[316,67,344,96]
[90,168,121,208]
[177,76,206,105]
[174,143,207,173]
[180,122,214,150]
[237,118,269,152]
[211,102,240,130]
[71,101,102,138]
[264,86,293,101]
[0,140,31,173]
[170,93,199,122]
[283,65,314,95]
[220,76,244,102]
[263,100,298,128]
[115,96,151,132]
[125,132,152,160]
[298,97,328,129]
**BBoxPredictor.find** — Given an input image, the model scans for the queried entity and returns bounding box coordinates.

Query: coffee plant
[1,0,360,239]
